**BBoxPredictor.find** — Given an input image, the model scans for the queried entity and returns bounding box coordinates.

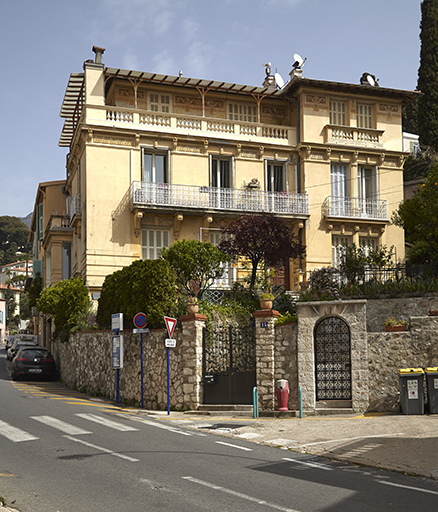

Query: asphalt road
[1,350,438,512]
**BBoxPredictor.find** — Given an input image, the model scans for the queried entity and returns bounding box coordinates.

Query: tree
[96,259,177,329]
[37,278,90,337]
[218,213,305,290]
[160,239,230,300]
[337,244,394,285]
[0,216,31,266]
[392,162,438,263]
[418,0,438,151]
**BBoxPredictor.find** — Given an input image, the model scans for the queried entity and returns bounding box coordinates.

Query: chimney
[92,46,105,65]
[289,67,303,80]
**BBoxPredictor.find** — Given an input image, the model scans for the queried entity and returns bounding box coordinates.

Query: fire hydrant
[276,379,289,411]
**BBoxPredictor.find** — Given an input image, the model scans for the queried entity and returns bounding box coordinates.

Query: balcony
[324,125,384,149]
[68,194,81,222]
[84,106,297,146]
[322,196,387,221]
[131,181,309,217]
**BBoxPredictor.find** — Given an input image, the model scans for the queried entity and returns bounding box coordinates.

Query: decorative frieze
[93,136,133,147]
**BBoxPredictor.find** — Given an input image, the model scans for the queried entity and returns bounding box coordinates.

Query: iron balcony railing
[322,196,387,221]
[131,181,309,216]
[68,193,82,221]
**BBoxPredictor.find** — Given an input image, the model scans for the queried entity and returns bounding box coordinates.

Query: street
[1,350,438,512]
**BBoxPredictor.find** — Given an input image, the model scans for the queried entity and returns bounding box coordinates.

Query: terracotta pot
[187,303,199,314]
[429,310,438,316]
[260,299,273,310]
[384,325,407,332]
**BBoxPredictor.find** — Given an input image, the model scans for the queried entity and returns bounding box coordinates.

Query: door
[314,316,351,401]
[210,157,231,209]
[203,325,256,404]
[330,164,348,216]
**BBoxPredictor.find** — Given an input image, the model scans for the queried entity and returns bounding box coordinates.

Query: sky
[0,0,422,219]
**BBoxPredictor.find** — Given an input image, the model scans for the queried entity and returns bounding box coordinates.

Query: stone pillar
[254,309,280,410]
[179,313,207,410]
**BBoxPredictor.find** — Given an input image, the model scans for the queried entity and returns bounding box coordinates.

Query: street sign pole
[164,316,177,416]
[133,313,148,409]
[140,333,144,408]
[111,313,124,404]
[167,346,170,415]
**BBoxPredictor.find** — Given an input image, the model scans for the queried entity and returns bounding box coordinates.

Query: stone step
[187,404,254,416]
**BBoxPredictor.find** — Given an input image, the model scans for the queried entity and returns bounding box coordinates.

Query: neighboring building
[403,131,420,155]
[0,298,6,345]
[0,260,32,287]
[0,283,22,317]
[52,47,418,294]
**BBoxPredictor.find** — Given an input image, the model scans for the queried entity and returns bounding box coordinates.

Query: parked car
[11,347,57,381]
[7,338,38,361]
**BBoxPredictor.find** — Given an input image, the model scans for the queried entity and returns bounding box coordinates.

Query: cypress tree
[418,0,438,150]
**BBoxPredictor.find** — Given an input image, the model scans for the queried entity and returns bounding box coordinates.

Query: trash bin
[398,368,424,415]
[275,379,289,411]
[425,367,438,414]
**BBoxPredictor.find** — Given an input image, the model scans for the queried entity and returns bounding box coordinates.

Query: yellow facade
[57,48,418,294]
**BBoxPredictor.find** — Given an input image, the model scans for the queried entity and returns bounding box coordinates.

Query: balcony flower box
[428,310,438,316]
[384,317,408,332]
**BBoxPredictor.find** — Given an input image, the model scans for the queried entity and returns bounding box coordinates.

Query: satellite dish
[293,53,304,68]
[367,74,375,86]
[275,72,285,89]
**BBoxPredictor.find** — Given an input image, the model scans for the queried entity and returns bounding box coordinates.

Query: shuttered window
[330,101,346,125]
[150,94,170,113]
[141,228,170,260]
[228,103,257,123]
[357,103,373,128]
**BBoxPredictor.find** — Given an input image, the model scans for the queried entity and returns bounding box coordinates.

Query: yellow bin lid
[425,367,438,373]
[398,368,424,374]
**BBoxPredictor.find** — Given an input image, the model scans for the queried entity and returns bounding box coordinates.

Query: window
[357,103,373,129]
[211,157,231,188]
[266,162,286,192]
[62,242,72,280]
[332,235,351,267]
[207,229,233,289]
[330,164,348,215]
[358,166,377,200]
[150,94,170,113]
[359,237,376,256]
[142,150,168,183]
[228,103,257,123]
[330,101,346,125]
[141,228,170,260]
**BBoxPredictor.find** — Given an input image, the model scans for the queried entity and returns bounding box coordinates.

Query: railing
[68,193,82,221]
[88,106,297,145]
[131,181,309,216]
[44,215,71,239]
[325,125,384,148]
[322,196,387,221]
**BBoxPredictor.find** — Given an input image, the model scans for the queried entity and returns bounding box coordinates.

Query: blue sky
[0,0,421,218]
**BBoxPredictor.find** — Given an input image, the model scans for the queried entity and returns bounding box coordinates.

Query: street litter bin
[398,368,424,415]
[275,379,289,411]
[425,367,438,414]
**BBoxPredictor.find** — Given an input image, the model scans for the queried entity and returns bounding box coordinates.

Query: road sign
[111,313,123,332]
[112,335,123,369]
[165,339,176,348]
[133,328,150,334]
[133,312,147,329]
[164,316,177,338]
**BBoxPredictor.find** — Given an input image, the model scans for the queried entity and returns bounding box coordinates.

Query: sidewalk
[147,409,438,480]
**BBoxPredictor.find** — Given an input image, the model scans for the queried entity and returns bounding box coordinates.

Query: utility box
[398,368,424,415]
[275,379,289,411]
[425,367,438,414]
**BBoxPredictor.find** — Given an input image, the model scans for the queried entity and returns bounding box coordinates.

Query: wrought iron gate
[203,324,256,404]
[314,316,352,401]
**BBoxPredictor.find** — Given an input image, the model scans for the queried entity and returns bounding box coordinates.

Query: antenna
[293,53,306,69]
[274,72,285,89]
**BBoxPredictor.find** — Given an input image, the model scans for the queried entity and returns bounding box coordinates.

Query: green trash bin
[398,368,424,415]
[425,367,438,414]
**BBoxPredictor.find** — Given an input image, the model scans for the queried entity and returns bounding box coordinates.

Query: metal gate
[314,316,352,401]
[203,324,256,405]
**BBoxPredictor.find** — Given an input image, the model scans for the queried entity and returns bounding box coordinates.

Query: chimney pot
[92,46,106,64]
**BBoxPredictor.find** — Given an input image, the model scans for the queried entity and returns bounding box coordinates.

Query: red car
[11,347,57,381]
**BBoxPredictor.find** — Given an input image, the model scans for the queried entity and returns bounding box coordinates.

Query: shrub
[299,267,340,302]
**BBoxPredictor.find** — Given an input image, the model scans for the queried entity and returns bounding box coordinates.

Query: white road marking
[283,457,333,471]
[63,435,139,462]
[75,413,139,431]
[215,441,253,451]
[0,420,38,443]
[121,415,193,435]
[296,432,404,448]
[182,476,301,512]
[379,481,438,496]
[31,416,92,435]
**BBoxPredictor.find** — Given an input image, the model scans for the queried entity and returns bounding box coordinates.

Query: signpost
[133,313,147,408]
[164,316,177,415]
[111,313,123,404]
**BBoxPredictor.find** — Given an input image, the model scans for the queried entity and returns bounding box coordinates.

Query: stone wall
[274,321,299,409]
[366,295,438,332]
[52,314,205,411]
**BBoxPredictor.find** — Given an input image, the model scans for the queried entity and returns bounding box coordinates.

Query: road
[1,350,438,511]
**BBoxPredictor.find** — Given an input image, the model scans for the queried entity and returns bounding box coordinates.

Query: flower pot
[384,325,407,332]
[187,303,199,314]
[260,299,273,310]
[429,310,438,316]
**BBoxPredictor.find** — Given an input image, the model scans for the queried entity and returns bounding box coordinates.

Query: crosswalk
[0,413,140,444]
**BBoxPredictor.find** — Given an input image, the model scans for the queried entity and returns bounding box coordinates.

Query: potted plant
[186,296,199,314]
[259,292,274,310]
[428,309,438,316]
[384,317,408,332]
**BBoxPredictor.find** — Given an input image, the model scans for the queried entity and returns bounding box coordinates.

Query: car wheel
[12,371,20,381]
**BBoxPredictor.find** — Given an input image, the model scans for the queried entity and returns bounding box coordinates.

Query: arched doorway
[314,316,351,401]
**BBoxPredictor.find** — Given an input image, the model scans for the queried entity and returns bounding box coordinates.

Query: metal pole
[140,333,144,408]
[167,347,170,415]
[299,386,303,418]
[116,369,120,404]
[253,387,259,419]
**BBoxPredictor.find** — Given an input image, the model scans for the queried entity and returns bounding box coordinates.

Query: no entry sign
[133,312,147,329]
